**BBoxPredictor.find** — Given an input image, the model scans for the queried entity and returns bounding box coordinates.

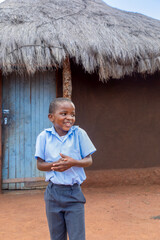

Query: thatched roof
[0,0,160,81]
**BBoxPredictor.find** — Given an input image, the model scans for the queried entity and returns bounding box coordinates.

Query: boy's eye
[60,112,75,117]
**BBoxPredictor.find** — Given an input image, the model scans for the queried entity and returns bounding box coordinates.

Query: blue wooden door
[2,71,56,189]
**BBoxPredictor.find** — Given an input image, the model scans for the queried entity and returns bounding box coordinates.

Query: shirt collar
[45,125,79,139]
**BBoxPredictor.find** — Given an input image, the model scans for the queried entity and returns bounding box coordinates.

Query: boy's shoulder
[37,128,52,138]
[73,126,88,136]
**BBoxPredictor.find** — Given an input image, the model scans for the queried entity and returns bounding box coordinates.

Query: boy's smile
[48,101,75,136]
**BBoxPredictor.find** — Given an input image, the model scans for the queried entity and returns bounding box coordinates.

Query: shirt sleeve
[35,131,46,160]
[78,128,96,158]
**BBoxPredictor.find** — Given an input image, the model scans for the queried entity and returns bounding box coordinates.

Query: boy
[35,97,96,240]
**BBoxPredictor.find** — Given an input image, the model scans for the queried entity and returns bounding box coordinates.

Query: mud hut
[0,0,160,190]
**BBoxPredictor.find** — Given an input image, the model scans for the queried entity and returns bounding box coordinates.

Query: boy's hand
[51,153,76,172]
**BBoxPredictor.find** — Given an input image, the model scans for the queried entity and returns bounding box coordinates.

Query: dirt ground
[0,185,160,240]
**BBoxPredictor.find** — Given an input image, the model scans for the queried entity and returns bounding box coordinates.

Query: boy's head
[48,98,75,136]
[49,98,73,114]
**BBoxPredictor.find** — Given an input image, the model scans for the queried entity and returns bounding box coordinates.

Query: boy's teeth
[65,122,71,125]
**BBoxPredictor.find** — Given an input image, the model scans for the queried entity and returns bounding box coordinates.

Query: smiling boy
[35,97,96,240]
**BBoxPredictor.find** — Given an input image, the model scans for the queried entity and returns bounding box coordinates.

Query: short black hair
[49,97,73,114]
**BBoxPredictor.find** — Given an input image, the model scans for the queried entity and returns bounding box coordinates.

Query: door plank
[15,75,21,189]
[0,72,2,192]
[2,76,9,189]
[8,73,16,189]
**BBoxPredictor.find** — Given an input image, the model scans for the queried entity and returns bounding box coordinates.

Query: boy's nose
[66,115,73,120]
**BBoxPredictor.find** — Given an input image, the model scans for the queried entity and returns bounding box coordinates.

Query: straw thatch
[0,0,160,81]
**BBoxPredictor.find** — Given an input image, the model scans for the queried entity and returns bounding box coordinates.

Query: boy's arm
[37,157,54,171]
[51,154,92,172]
[72,154,92,167]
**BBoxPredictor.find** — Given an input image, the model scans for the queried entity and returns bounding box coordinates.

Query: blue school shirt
[35,126,96,185]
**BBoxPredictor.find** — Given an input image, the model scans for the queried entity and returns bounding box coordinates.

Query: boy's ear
[48,113,54,123]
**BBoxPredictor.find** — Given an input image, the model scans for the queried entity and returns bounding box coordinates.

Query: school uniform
[35,125,96,240]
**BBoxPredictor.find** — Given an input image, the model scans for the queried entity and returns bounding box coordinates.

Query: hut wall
[71,63,160,170]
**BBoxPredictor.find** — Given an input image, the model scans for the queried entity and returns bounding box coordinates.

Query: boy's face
[48,101,75,136]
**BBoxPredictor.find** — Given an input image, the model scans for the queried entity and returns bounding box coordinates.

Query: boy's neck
[53,126,69,136]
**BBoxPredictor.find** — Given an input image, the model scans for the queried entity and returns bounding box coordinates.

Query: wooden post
[0,71,2,193]
[56,68,63,97]
[62,57,72,99]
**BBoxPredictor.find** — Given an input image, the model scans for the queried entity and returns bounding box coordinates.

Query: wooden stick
[62,57,72,99]
[3,177,45,184]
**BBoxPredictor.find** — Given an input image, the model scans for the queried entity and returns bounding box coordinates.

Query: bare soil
[0,185,160,240]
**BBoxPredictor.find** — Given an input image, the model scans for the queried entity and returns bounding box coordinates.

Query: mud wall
[71,64,160,170]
